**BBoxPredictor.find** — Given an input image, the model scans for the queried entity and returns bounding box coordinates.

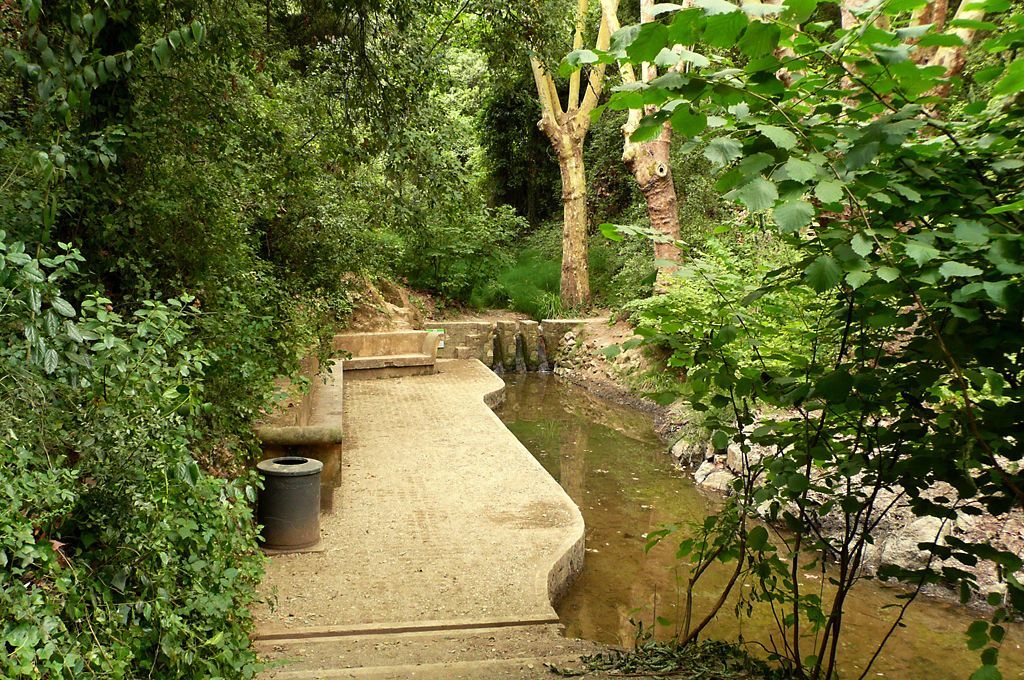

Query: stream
[494,374,1024,679]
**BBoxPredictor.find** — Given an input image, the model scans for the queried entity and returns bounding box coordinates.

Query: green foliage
[583,1,1024,677]
[624,224,824,374]
[0,235,263,678]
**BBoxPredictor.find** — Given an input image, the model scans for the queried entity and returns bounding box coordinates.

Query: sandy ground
[255,359,601,678]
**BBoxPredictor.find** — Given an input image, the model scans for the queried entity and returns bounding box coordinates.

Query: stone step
[256,623,604,679]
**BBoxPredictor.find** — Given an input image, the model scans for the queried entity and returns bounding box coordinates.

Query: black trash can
[257,456,323,551]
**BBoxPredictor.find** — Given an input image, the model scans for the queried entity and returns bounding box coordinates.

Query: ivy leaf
[805,255,842,292]
[756,124,797,149]
[814,180,844,204]
[784,157,818,182]
[726,177,779,211]
[704,136,744,167]
[774,199,815,232]
[939,261,984,278]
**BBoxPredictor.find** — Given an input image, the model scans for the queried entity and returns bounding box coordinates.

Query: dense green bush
[624,223,828,375]
[0,236,263,678]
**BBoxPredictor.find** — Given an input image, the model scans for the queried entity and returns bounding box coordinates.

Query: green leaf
[43,348,58,374]
[695,0,741,15]
[671,107,708,136]
[704,136,744,167]
[846,270,872,289]
[991,58,1024,96]
[52,297,76,318]
[704,11,748,48]
[784,157,818,182]
[877,266,900,282]
[805,255,842,292]
[774,199,815,232]
[905,240,940,265]
[987,198,1024,215]
[747,525,770,550]
[951,220,989,244]
[814,180,844,204]
[969,666,1002,680]
[627,23,669,63]
[756,124,797,149]
[726,177,779,211]
[851,233,873,258]
[739,21,781,58]
[599,223,625,242]
[712,430,730,449]
[782,0,819,23]
[939,261,984,278]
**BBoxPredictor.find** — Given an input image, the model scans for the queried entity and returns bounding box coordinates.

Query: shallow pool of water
[495,374,1024,679]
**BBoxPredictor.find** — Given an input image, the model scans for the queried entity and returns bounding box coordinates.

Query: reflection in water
[495,374,1024,679]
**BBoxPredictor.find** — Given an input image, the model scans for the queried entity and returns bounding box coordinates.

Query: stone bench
[332,330,442,380]
[255,356,344,466]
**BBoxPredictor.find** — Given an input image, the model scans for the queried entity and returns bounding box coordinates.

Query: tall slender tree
[529,0,612,307]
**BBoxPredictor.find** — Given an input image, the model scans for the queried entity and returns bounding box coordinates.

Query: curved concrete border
[473,360,587,610]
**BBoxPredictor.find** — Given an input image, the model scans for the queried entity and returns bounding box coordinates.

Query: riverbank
[547,319,1024,611]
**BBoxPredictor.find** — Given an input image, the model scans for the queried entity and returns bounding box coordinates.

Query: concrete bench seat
[333,331,441,379]
[255,356,344,455]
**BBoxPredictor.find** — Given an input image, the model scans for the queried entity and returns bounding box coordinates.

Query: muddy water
[495,374,1024,679]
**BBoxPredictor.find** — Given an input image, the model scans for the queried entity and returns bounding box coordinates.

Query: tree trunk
[557,141,591,306]
[604,0,683,285]
[625,124,681,287]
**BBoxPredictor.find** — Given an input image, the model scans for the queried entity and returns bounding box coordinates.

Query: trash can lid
[257,456,324,477]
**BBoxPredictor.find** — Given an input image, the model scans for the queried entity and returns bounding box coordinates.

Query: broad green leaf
[814,180,844,204]
[704,10,748,48]
[52,297,76,317]
[805,255,842,292]
[993,59,1024,96]
[784,157,818,182]
[939,261,983,278]
[905,240,941,265]
[782,0,818,22]
[739,21,781,58]
[599,223,625,242]
[846,270,872,289]
[695,0,741,15]
[756,124,797,149]
[704,136,744,166]
[627,23,670,63]
[774,199,814,232]
[953,220,990,245]
[851,233,873,257]
[671,107,708,136]
[726,176,779,211]
[877,266,900,282]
